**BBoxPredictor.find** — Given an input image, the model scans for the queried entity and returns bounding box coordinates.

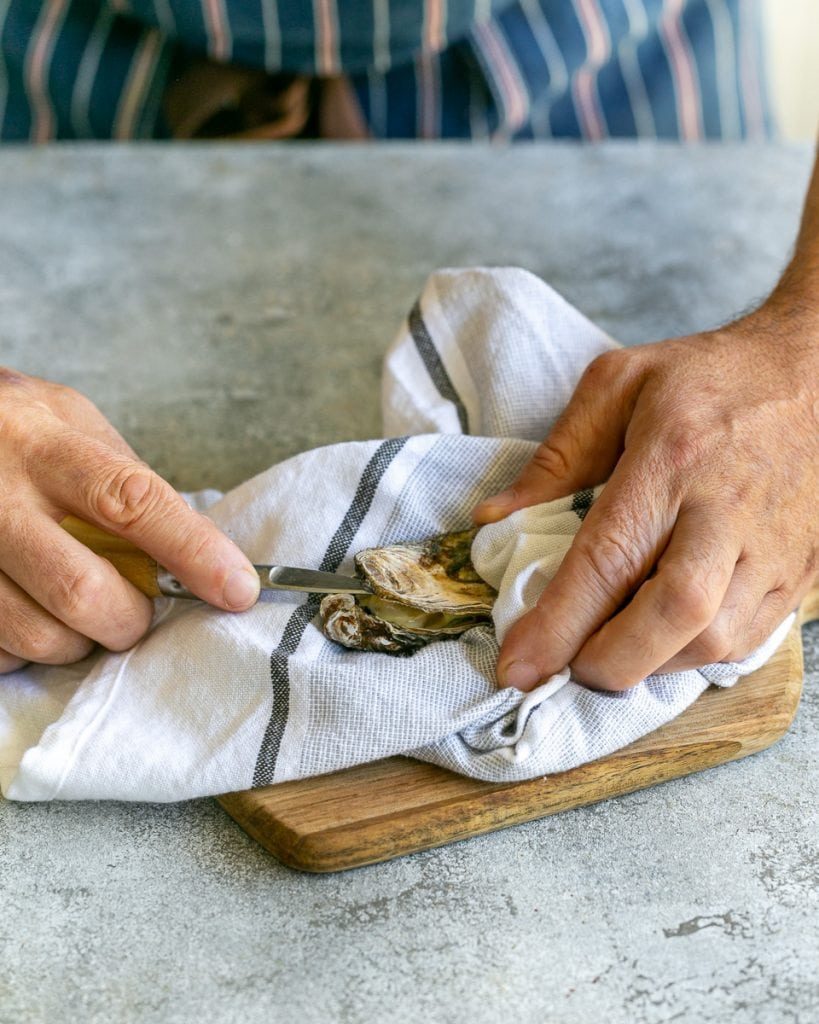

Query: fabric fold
[0,267,792,801]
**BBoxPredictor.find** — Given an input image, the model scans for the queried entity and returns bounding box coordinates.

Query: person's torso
[0,0,771,141]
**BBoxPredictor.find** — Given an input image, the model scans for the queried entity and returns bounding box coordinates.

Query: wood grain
[217,588,819,873]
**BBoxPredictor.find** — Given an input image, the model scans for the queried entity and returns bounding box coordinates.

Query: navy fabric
[0,0,772,141]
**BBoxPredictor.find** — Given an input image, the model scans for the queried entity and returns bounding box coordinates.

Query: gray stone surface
[0,143,816,1024]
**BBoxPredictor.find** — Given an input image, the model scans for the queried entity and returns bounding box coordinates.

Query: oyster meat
[320,528,496,654]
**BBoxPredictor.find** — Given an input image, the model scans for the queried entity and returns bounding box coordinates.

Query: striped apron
[0,0,771,141]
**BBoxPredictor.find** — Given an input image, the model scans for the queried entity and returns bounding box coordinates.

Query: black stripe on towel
[571,488,595,521]
[252,436,409,787]
[408,299,469,433]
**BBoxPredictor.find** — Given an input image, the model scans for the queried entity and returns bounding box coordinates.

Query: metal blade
[259,565,372,595]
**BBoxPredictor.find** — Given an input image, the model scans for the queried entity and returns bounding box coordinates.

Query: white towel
[0,268,792,801]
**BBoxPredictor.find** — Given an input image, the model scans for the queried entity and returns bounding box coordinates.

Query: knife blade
[61,516,372,600]
[157,564,372,599]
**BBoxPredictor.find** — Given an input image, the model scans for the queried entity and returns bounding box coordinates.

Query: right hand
[0,367,260,674]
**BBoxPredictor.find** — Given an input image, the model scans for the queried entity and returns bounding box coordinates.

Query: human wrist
[736,281,819,376]
[707,301,817,420]
[751,146,819,367]
[761,266,819,330]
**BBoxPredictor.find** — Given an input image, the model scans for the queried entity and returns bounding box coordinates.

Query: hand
[0,368,260,674]
[473,307,819,691]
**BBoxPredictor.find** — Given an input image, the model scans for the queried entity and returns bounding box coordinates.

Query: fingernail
[223,568,260,610]
[498,660,542,690]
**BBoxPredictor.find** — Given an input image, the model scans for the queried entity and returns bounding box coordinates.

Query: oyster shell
[320,528,496,654]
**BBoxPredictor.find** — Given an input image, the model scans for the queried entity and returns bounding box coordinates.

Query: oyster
[320,528,496,654]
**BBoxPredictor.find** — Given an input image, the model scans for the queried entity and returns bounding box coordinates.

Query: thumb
[472,350,642,524]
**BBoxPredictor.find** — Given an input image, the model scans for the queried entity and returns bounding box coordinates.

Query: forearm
[762,145,819,339]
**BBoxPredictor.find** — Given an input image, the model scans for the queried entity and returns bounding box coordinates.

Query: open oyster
[320,528,496,654]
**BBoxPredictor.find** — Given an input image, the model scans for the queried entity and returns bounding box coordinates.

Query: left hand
[472,306,819,691]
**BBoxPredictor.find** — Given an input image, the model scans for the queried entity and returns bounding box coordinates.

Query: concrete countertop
[0,143,816,1024]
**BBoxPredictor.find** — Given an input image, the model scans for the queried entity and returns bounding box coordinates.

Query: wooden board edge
[218,663,802,873]
[217,596,812,873]
[217,789,306,866]
[218,739,738,872]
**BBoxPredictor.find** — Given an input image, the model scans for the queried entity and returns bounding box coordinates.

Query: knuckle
[528,603,578,653]
[694,623,734,664]
[47,562,109,621]
[765,585,792,621]
[656,576,717,634]
[46,380,98,417]
[23,627,63,662]
[173,517,223,569]
[91,462,165,529]
[5,611,66,662]
[0,602,39,658]
[0,366,30,390]
[0,403,39,452]
[658,422,707,475]
[578,529,643,595]
[725,609,778,662]
[17,617,94,664]
[721,585,793,662]
[723,642,752,665]
[1,417,65,484]
[580,349,627,388]
[530,438,571,481]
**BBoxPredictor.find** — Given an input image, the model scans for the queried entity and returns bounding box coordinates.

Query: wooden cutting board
[218,588,819,873]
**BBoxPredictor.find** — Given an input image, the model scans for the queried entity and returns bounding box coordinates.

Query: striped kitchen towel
[0,267,792,801]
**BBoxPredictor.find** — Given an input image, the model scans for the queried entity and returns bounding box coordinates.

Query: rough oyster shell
[320,528,496,654]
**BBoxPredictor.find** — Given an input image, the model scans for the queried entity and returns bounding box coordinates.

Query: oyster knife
[60,516,372,600]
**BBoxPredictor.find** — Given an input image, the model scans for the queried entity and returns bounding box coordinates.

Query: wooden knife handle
[60,516,162,598]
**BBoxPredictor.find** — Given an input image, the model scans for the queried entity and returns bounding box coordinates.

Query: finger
[495,448,673,690]
[0,649,28,675]
[571,509,740,690]
[43,382,140,459]
[660,557,766,671]
[0,569,95,666]
[473,350,643,524]
[0,507,154,651]
[661,569,801,673]
[744,585,801,650]
[30,429,260,612]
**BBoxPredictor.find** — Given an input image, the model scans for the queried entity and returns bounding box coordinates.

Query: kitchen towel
[0,268,793,801]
